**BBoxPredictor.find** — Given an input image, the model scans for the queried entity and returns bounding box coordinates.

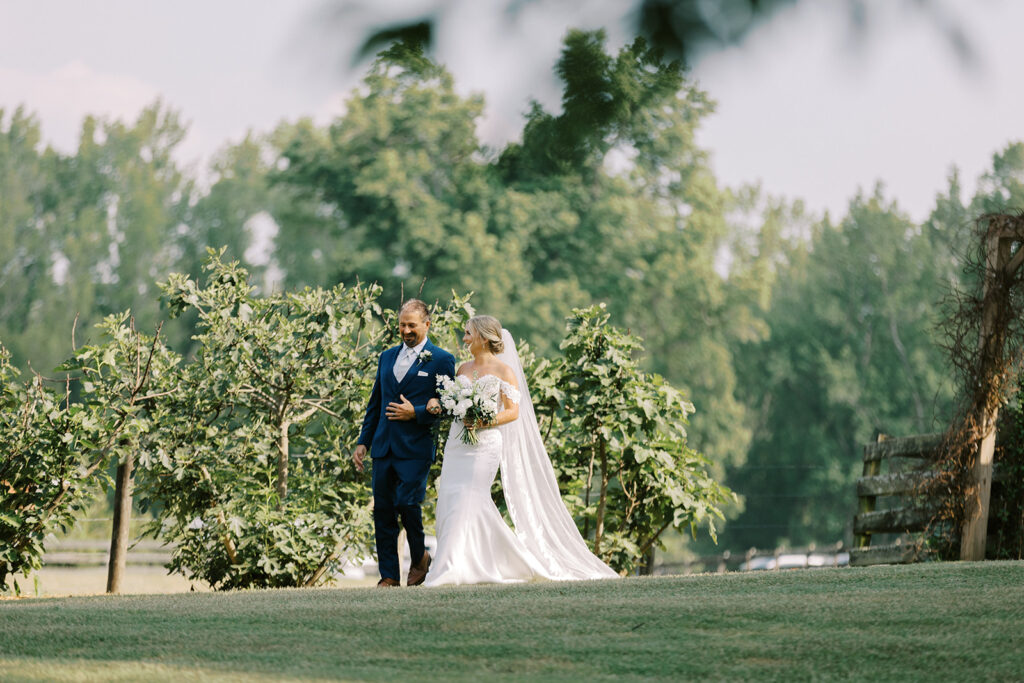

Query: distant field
[2,562,1023,681]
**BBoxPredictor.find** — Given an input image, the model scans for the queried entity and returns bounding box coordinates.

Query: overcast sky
[1,0,1020,222]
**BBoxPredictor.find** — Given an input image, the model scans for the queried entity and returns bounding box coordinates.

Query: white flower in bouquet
[436,374,500,444]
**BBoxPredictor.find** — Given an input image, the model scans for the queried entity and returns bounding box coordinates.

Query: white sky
[0,0,1021,222]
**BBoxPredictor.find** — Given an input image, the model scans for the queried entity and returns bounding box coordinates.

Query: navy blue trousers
[371,453,431,581]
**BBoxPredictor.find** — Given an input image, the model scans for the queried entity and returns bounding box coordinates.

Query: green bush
[526,304,735,573]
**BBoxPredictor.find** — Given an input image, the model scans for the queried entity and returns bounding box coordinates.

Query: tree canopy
[1,32,1021,567]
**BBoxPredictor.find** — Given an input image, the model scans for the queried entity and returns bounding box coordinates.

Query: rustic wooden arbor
[852,214,1024,563]
[959,214,1024,560]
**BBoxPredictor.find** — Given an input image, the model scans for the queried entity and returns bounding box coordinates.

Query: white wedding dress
[424,330,618,587]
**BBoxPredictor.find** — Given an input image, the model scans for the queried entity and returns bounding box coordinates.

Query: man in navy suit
[354,299,456,587]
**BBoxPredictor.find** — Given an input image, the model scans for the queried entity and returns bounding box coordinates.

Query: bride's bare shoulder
[493,359,518,387]
[456,361,474,377]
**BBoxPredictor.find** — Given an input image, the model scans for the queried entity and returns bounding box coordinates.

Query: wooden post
[106,453,133,593]
[854,434,885,549]
[960,231,1013,561]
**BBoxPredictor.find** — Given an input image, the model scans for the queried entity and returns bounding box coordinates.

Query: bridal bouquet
[436,374,499,445]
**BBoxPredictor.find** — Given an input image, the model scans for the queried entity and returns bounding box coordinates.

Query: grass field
[2,561,1023,681]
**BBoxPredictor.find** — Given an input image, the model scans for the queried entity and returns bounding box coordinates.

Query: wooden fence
[42,539,172,567]
[655,542,848,575]
[850,433,942,566]
[851,432,1009,566]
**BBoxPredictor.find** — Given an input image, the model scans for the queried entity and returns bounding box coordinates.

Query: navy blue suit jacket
[358,340,456,462]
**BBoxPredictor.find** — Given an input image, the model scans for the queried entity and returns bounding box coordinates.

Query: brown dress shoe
[377,577,401,587]
[407,551,431,586]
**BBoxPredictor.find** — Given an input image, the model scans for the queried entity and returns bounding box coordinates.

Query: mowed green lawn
[2,561,1022,682]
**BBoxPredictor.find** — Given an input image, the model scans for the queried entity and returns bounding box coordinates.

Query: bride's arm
[491,372,520,427]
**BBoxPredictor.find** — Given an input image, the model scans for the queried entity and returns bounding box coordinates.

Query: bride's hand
[427,398,441,415]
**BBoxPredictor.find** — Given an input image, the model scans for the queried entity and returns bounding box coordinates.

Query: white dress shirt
[393,338,428,382]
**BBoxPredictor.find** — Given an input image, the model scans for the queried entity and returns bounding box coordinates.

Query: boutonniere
[416,349,433,365]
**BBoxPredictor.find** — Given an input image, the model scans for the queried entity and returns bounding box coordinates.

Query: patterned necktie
[394,347,415,382]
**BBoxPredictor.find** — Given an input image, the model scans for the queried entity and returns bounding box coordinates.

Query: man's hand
[386,394,416,421]
[353,444,367,473]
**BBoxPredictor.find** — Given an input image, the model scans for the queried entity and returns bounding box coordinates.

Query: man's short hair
[400,298,431,322]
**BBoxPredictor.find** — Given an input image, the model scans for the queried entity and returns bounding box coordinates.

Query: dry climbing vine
[924,213,1024,558]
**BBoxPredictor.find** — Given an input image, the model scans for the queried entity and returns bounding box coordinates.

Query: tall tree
[275,33,763,480]
[971,142,1024,215]
[0,108,68,371]
[498,31,763,467]
[274,41,514,311]
[724,187,957,549]
[0,103,193,372]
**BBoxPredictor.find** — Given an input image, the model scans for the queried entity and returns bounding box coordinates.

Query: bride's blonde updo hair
[468,315,504,354]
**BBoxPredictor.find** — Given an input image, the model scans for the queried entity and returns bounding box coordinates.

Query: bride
[423,315,617,586]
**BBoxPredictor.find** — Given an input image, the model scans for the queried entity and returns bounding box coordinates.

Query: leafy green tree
[135,251,377,588]
[498,31,765,472]
[0,346,86,593]
[274,42,514,313]
[971,142,1024,215]
[925,168,973,291]
[528,304,734,573]
[57,312,177,591]
[0,108,67,373]
[0,103,193,374]
[134,250,469,589]
[1,311,167,594]
[724,187,957,550]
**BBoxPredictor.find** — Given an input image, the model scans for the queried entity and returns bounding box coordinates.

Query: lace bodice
[472,374,521,406]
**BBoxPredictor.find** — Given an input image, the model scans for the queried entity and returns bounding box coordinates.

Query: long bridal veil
[496,329,619,580]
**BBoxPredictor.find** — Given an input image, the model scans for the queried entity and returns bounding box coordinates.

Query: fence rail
[42,540,172,567]
[851,433,941,566]
[850,431,1011,566]
[856,470,937,497]
[46,540,854,578]
[852,506,935,536]
[861,433,943,462]
[656,542,849,575]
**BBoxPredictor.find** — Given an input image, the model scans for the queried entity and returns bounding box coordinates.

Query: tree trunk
[106,454,133,594]
[639,546,656,576]
[583,444,596,540]
[276,419,290,507]
[593,439,609,555]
